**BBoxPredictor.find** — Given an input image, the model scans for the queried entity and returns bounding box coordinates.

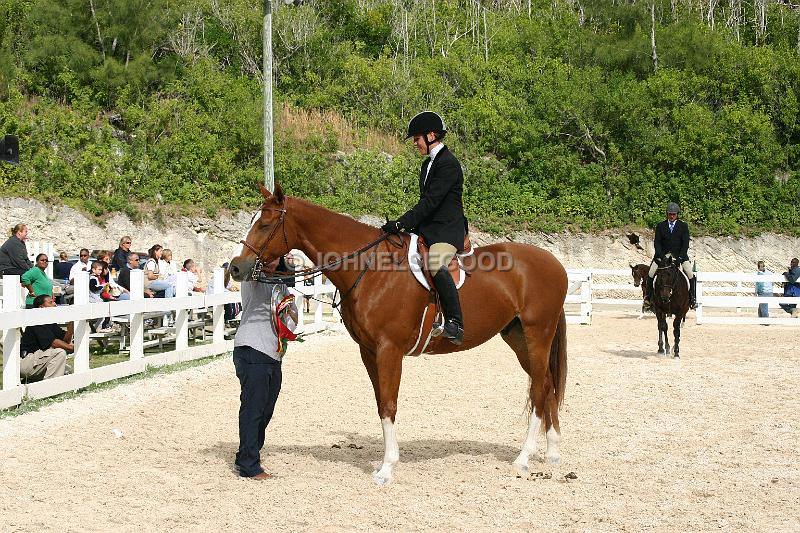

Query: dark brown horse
[651,256,690,358]
[630,263,651,314]
[229,185,568,484]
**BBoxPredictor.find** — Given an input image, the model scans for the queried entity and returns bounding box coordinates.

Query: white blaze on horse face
[372,417,399,485]
[238,210,261,256]
[513,412,541,471]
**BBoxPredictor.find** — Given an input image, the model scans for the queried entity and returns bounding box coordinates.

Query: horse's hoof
[545,454,561,465]
[657,349,665,355]
[372,466,394,486]
[512,461,529,475]
[673,354,680,359]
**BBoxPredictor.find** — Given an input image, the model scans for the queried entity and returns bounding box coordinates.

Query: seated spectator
[780,257,800,316]
[69,248,91,284]
[755,261,773,319]
[102,261,129,300]
[21,253,54,308]
[143,244,175,298]
[0,223,33,276]
[182,259,205,293]
[54,251,73,280]
[111,236,132,273]
[162,249,178,280]
[117,253,155,298]
[19,294,72,382]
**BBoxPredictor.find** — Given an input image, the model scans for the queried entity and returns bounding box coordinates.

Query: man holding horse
[381,111,466,345]
[645,202,697,309]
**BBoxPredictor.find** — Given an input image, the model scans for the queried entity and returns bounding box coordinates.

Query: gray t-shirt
[234,281,282,361]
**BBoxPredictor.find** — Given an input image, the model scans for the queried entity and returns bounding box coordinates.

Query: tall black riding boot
[431,266,464,345]
[689,276,697,309]
[645,276,654,306]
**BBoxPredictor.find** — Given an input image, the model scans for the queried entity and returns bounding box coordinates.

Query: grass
[0,349,230,419]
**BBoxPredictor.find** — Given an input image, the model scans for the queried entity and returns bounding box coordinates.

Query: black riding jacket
[654,219,690,262]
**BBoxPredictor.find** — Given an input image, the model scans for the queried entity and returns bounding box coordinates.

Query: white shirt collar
[428,143,444,161]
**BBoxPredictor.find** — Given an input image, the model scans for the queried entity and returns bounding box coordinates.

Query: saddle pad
[408,233,470,290]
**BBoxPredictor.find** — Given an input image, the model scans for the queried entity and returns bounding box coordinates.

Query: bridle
[239,205,290,282]
[237,200,400,292]
[654,262,678,303]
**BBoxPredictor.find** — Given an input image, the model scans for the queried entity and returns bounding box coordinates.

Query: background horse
[651,256,690,358]
[229,184,568,484]
[630,263,651,315]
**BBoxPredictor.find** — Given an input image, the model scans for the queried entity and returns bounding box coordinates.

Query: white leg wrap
[513,413,541,471]
[372,417,399,485]
[545,425,561,464]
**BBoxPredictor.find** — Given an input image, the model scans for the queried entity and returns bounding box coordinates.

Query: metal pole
[263,0,274,192]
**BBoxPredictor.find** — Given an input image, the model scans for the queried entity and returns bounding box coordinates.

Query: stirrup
[432,319,463,345]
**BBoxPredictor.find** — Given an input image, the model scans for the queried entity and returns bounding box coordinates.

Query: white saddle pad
[408,233,471,290]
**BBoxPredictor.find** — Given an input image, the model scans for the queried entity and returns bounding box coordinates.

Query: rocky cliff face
[2,198,798,277]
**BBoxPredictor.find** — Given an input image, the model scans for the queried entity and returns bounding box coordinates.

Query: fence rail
[2,265,797,409]
[0,268,340,410]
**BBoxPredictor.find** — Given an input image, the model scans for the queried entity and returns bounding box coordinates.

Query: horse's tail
[549,309,568,408]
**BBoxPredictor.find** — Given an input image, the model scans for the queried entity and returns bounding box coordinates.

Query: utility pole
[263,0,274,192]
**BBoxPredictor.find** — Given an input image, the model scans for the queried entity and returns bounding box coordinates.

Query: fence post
[2,274,22,389]
[72,270,91,374]
[175,272,189,351]
[695,274,704,325]
[211,268,225,345]
[129,270,144,359]
[583,272,593,325]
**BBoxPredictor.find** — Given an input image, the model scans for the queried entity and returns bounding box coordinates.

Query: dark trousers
[233,345,282,477]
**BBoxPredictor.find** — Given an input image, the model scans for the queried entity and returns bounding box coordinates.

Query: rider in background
[381,111,466,345]
[645,202,697,309]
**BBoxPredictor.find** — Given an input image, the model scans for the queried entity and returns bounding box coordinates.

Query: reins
[239,200,406,309]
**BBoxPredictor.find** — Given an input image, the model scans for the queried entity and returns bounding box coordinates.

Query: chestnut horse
[651,256,690,358]
[229,184,568,484]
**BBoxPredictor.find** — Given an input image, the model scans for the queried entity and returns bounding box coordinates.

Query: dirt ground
[0,310,798,532]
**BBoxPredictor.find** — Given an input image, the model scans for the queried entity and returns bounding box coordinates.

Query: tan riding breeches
[427,243,457,272]
[649,260,694,279]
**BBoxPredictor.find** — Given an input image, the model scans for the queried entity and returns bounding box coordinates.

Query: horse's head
[654,261,678,305]
[229,183,292,282]
[630,263,646,287]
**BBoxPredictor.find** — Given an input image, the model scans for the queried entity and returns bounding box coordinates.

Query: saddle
[404,233,473,357]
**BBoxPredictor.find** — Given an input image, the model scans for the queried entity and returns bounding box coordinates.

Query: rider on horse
[381,111,466,345]
[645,202,697,309]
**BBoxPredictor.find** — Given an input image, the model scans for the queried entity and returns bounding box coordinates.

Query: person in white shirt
[68,249,91,284]
[182,259,205,293]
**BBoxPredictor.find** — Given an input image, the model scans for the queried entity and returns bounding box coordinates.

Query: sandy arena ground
[0,310,798,532]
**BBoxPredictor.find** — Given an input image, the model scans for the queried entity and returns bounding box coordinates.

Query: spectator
[21,253,54,308]
[780,257,800,316]
[117,253,154,298]
[0,223,33,276]
[755,261,773,319]
[19,294,72,382]
[213,262,241,322]
[182,259,205,293]
[143,244,175,298]
[111,236,132,273]
[102,261,129,300]
[69,248,92,284]
[161,248,178,280]
[54,251,72,280]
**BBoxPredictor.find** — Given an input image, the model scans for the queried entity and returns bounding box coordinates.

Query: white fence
[564,269,800,326]
[0,268,340,410]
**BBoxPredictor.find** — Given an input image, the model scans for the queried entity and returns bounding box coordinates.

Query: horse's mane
[288,195,379,235]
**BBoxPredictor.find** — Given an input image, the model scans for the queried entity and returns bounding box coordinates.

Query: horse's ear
[629,263,635,269]
[258,183,273,201]
[274,182,285,204]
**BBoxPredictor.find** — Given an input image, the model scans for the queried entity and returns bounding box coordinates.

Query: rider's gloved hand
[381,220,402,234]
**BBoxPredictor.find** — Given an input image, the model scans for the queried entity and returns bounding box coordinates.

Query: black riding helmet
[406,111,447,154]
